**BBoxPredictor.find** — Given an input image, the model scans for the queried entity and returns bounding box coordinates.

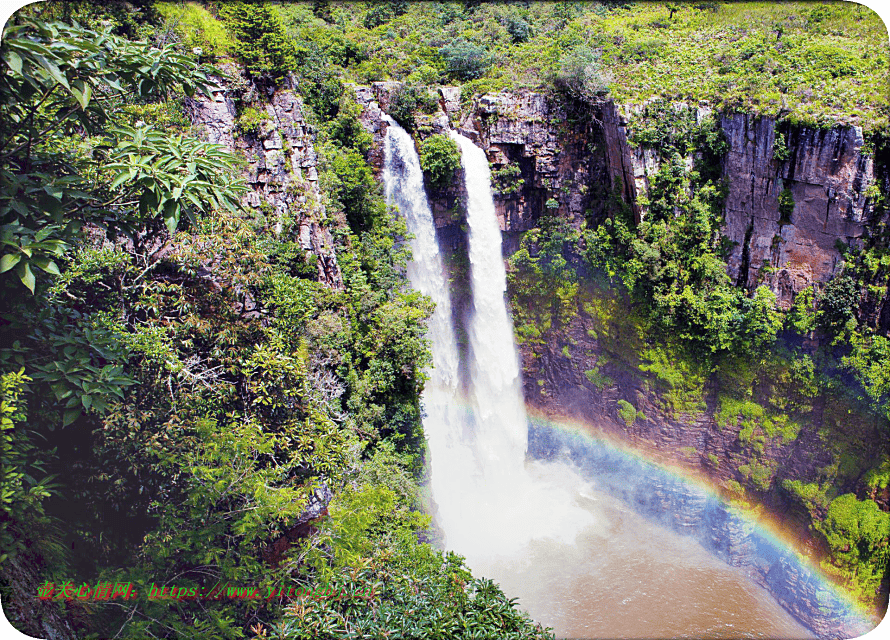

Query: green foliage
[0,18,236,294]
[155,1,235,60]
[553,46,611,102]
[782,479,830,513]
[419,134,461,191]
[328,94,373,153]
[505,14,532,43]
[235,105,271,136]
[219,2,297,81]
[491,162,524,196]
[816,494,890,605]
[440,39,489,81]
[586,101,743,355]
[817,274,860,337]
[325,145,381,231]
[277,548,553,639]
[364,0,409,29]
[741,286,783,351]
[0,370,54,565]
[387,84,438,131]
[639,343,707,416]
[584,366,614,390]
[778,187,795,223]
[738,459,777,491]
[508,216,581,341]
[268,2,887,131]
[787,286,817,335]
[773,130,791,161]
[617,399,637,427]
[843,331,890,420]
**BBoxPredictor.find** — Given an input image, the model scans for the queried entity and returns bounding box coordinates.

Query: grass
[274,2,890,131]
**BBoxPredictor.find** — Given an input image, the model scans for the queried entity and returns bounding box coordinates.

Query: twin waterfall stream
[383,118,814,639]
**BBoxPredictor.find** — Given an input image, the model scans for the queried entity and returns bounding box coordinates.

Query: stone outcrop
[597,102,878,306]
[452,90,610,235]
[188,73,342,288]
[720,114,874,305]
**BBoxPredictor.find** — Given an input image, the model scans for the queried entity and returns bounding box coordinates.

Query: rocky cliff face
[722,114,874,305]
[598,103,878,306]
[188,69,342,288]
[374,86,879,306]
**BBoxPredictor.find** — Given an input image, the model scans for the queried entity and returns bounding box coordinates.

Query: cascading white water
[382,118,478,549]
[445,131,596,564]
[449,132,528,473]
[383,120,594,563]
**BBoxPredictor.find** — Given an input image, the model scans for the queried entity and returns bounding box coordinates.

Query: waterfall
[382,118,476,550]
[443,131,596,563]
[449,132,529,476]
[384,118,593,569]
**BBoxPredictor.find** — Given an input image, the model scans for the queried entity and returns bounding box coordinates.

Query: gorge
[380,102,875,638]
[1,4,887,640]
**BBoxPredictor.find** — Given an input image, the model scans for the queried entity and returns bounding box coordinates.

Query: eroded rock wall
[188,72,342,288]
[721,114,874,305]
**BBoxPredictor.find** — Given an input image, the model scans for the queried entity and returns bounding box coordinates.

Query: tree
[742,286,783,351]
[419,134,461,191]
[554,46,611,102]
[817,274,860,336]
[440,39,489,81]
[218,2,297,81]
[0,18,243,294]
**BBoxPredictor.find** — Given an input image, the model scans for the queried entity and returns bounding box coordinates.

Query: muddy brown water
[471,479,812,640]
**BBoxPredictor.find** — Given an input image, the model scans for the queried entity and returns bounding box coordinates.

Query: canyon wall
[188,68,342,288]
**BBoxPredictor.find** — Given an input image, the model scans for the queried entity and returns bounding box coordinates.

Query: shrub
[554,46,611,102]
[329,94,373,153]
[505,15,531,43]
[388,84,438,131]
[816,493,890,603]
[419,135,461,190]
[155,1,234,60]
[235,105,270,136]
[440,39,489,81]
[773,130,791,161]
[817,275,859,335]
[364,0,408,28]
[617,399,637,426]
[219,2,296,81]
[778,187,795,223]
[584,367,614,390]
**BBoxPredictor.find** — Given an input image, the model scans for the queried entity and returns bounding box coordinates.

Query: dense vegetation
[0,3,551,638]
[216,0,888,131]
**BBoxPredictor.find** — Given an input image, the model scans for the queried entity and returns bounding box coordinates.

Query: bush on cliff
[420,134,462,191]
[817,494,890,602]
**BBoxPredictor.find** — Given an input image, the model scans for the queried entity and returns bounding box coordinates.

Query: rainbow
[521,406,881,638]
